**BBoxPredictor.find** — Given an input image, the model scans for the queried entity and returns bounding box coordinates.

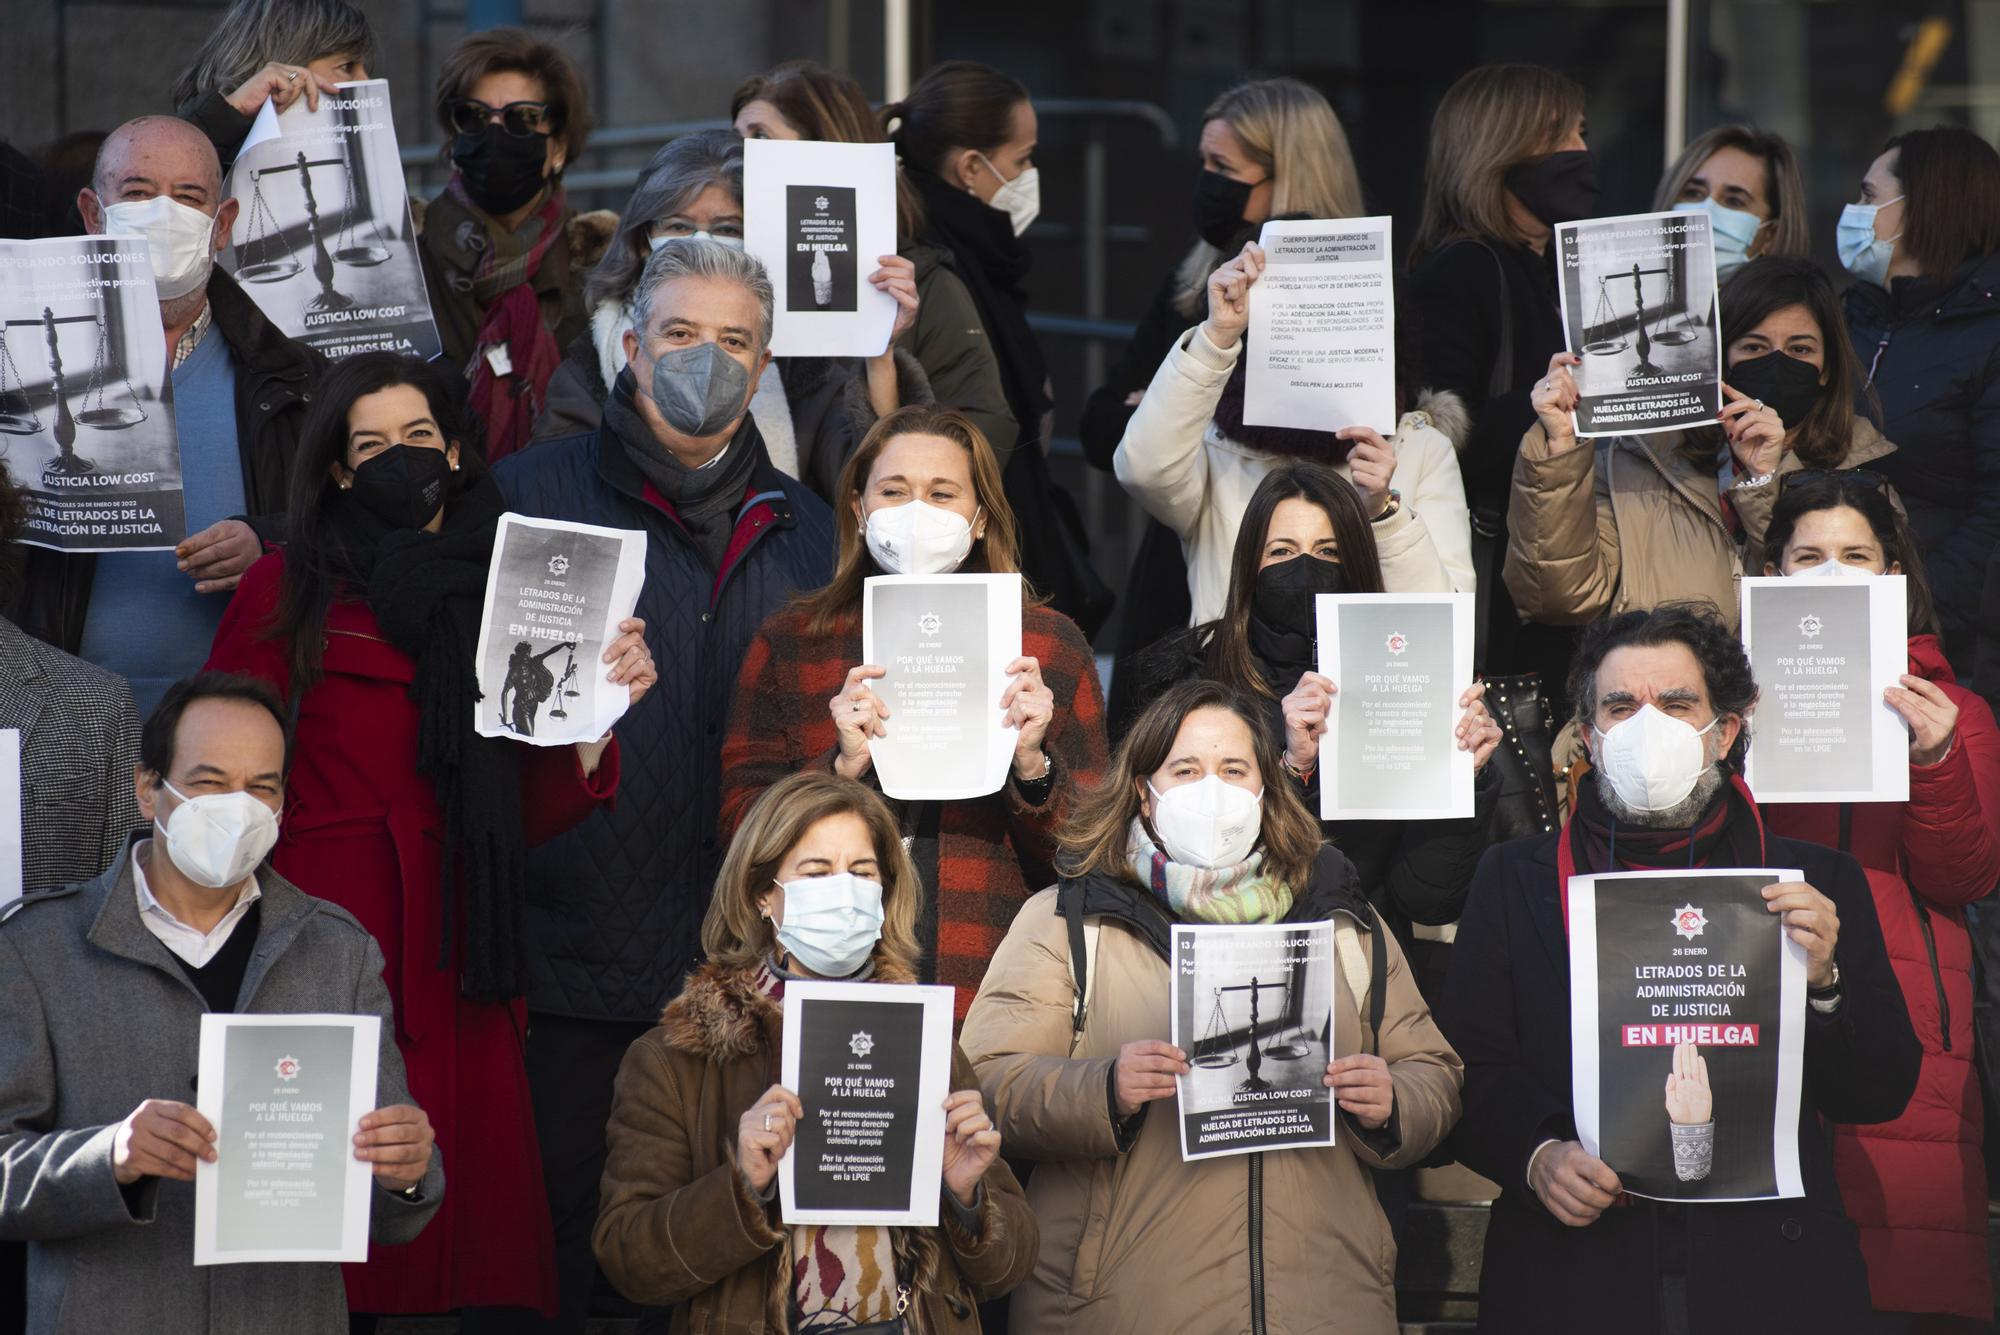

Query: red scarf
[1555,773,1768,930]
[452,176,566,462]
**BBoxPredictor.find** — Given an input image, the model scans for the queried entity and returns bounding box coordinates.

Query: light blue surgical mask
[1674,198,1763,278]
[772,873,885,979]
[1837,196,1902,288]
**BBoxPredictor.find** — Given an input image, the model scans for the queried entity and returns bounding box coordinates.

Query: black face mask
[1502,149,1601,227]
[1250,553,1348,637]
[348,444,453,531]
[1725,350,1824,430]
[451,124,551,216]
[1194,169,1258,250]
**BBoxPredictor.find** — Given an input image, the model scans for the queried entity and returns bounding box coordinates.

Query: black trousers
[461,1011,666,1335]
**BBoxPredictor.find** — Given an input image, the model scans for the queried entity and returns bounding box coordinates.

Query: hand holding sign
[739,1084,804,1193]
[177,519,263,594]
[1202,241,1265,350]
[353,1104,435,1190]
[1530,1140,1623,1227]
[1323,1053,1394,1129]
[1886,672,1959,766]
[113,1098,218,1184]
[1530,351,1585,454]
[941,1089,1002,1207]
[601,616,656,708]
[1719,383,1787,477]
[1113,1040,1188,1118]
[1337,427,1396,519]
[1761,881,1840,988]
[870,254,920,343]
[1281,671,1336,773]
[1000,655,1054,776]
[830,664,891,780]
[1456,681,1504,771]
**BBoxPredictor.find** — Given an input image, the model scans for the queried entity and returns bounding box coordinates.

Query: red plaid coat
[721,600,1108,1017]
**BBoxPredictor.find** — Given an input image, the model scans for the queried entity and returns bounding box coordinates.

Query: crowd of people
[1,1,1999,1333]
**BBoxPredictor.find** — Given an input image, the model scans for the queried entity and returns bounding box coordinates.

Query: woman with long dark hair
[206,351,655,1320]
[1758,475,2000,1327]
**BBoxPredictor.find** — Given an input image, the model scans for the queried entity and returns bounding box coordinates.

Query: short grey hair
[171,0,375,113]
[631,239,775,350]
[586,129,742,312]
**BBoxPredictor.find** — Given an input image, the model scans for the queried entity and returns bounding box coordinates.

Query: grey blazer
[0,843,443,1334]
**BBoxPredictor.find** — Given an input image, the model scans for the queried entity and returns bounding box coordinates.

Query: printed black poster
[1568,869,1807,1201]
[786,184,858,313]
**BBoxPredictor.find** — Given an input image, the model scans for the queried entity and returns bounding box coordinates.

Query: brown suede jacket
[593,961,1038,1333]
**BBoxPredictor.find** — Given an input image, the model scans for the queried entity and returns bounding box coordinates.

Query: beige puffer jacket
[1502,416,1898,629]
[960,862,1462,1335]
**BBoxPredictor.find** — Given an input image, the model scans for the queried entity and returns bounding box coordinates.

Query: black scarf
[327,476,528,1003]
[603,367,763,569]
[1565,770,1767,877]
[1211,346,1360,461]
[908,166,1050,450]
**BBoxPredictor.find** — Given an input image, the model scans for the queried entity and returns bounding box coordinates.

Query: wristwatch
[1807,962,1842,1014]
[1370,489,1403,522]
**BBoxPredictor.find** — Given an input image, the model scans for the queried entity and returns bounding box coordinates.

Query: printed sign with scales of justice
[1581,252,1701,382]
[0,304,148,480]
[235,140,394,314]
[1190,971,1317,1093]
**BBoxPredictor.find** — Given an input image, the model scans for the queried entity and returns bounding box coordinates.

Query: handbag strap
[1471,239,1515,404]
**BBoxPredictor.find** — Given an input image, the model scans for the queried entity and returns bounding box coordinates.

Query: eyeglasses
[446,98,554,139]
[1778,467,1889,497]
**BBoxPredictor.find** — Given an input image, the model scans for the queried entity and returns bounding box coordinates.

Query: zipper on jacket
[1248,1152,1267,1334]
[1908,885,1953,1052]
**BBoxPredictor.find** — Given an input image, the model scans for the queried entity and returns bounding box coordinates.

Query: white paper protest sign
[1740,573,1909,803]
[472,513,647,746]
[194,1013,381,1264]
[862,573,1022,800]
[1245,217,1397,434]
[744,139,899,357]
[1315,592,1475,820]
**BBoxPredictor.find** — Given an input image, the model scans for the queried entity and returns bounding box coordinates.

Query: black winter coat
[11,268,323,655]
[493,423,836,1019]
[1842,253,2000,675]
[1439,832,1919,1335]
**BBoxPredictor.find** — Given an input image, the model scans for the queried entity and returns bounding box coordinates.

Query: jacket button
[701,612,712,623]
[258,401,271,411]
[1780,1218,1802,1241]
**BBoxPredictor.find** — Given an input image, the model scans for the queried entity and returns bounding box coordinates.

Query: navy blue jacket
[1439,831,1918,1335]
[495,427,835,1020]
[1843,253,2000,674]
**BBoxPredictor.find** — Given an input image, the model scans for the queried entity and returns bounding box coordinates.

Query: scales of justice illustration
[1580,252,1704,382]
[1191,972,1318,1094]
[0,304,148,481]
[235,136,395,314]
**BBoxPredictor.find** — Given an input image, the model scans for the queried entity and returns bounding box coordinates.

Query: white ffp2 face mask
[101,195,220,301]
[1591,705,1721,814]
[1790,557,1881,578]
[864,500,976,575]
[774,872,886,978]
[1147,774,1263,869]
[977,152,1041,237]
[156,780,281,889]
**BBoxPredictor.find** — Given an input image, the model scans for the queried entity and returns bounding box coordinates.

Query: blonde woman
[1112,77,1473,631]
[593,770,1037,1332]
[1406,63,1591,691]
[960,679,1462,1333]
[1652,124,1811,277]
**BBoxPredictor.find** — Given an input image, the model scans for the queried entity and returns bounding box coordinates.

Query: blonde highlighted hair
[1409,63,1584,264]
[699,771,923,977]
[1173,77,1364,317]
[1651,124,1811,261]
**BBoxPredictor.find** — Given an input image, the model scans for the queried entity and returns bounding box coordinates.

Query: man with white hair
[492,238,835,1330]
[11,116,322,716]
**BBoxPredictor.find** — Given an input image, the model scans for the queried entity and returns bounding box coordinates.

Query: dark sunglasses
[446,98,554,139]
[1778,467,1889,497]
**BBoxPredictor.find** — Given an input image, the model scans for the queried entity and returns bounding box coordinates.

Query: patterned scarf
[443,175,567,462]
[1126,817,1294,924]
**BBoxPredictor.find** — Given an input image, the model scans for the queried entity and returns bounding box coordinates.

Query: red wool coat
[207,550,619,1316]
[1761,635,2000,1320]
[720,599,1108,1018]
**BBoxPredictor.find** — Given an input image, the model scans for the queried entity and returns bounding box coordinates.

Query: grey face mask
[647,340,752,438]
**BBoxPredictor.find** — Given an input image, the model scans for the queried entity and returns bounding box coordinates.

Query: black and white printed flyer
[472,513,646,747]
[1170,922,1337,1162]
[743,138,898,357]
[194,1013,382,1264]
[221,80,440,361]
[0,235,185,551]
[1555,209,1722,437]
[1314,592,1475,820]
[1568,869,1808,1202]
[1244,217,1397,434]
[862,573,1021,800]
[779,981,954,1226]
[1741,574,1909,803]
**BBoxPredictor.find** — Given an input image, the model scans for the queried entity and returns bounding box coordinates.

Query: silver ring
[763,1113,772,1132]
[285,69,299,81]
[1754,398,1764,409]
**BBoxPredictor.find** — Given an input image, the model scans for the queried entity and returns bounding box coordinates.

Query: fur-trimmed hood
[1407,387,1471,452]
[657,957,920,1062]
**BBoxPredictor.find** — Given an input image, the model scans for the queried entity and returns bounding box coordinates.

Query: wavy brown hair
[793,404,1030,635]
[1058,679,1322,894]
[1651,124,1810,260]
[700,771,922,977]
[732,60,925,241]
[1409,63,1585,264]
[1203,461,1383,699]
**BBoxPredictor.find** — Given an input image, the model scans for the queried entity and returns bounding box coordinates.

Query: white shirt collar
[132,842,262,969]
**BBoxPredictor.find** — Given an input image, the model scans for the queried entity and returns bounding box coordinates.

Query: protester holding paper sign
[1652,125,1812,278]
[723,404,1107,1017]
[594,771,1035,1331]
[206,353,647,1320]
[170,0,375,167]
[1506,257,1902,632]
[1439,604,1918,1334]
[1756,477,2000,1325]
[960,680,1460,1334]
